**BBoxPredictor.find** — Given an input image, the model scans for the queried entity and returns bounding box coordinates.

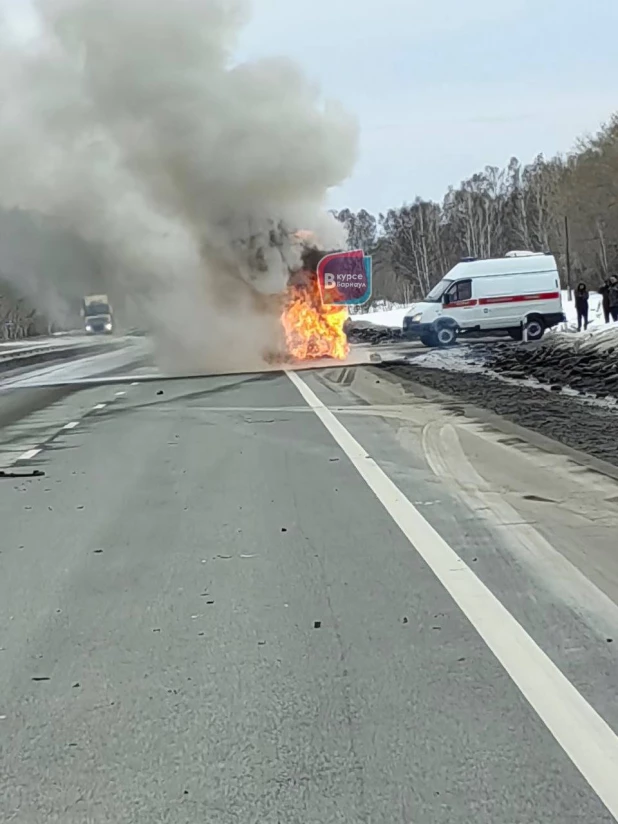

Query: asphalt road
[2,345,618,822]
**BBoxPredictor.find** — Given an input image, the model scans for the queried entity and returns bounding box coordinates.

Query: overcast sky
[3,0,617,215]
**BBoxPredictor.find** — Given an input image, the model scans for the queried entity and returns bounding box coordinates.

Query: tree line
[334,113,618,307]
[2,112,617,336]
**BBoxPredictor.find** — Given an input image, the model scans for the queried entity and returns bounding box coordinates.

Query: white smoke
[0,0,357,370]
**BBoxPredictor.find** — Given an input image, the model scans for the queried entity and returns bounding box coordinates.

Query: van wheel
[524,317,545,341]
[435,325,458,347]
[419,333,435,347]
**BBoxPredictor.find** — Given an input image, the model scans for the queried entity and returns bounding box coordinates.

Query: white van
[402,252,565,347]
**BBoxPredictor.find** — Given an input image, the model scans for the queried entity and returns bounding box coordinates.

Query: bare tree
[333,208,378,252]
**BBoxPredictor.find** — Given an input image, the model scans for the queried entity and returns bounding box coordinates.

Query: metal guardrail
[0,339,125,375]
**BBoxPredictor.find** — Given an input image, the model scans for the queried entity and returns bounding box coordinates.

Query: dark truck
[81,294,114,334]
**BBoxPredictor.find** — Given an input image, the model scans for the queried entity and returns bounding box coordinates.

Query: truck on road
[81,294,114,335]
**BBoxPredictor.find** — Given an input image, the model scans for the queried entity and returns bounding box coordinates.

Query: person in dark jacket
[574,282,589,331]
[609,276,618,322]
[600,279,611,323]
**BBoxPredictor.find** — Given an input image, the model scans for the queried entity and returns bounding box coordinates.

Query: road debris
[345,323,403,345]
[0,470,44,479]
[485,334,618,400]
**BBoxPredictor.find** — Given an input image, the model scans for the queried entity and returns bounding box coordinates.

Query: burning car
[277,233,350,363]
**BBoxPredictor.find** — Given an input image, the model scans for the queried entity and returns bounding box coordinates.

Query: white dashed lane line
[8,386,134,466]
[17,448,41,462]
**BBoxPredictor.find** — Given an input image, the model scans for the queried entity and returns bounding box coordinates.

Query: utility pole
[564,215,572,300]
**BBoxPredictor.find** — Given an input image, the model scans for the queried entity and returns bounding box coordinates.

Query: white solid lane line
[286,369,618,821]
[17,449,41,461]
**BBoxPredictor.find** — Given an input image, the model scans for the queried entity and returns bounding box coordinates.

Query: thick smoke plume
[0,0,357,370]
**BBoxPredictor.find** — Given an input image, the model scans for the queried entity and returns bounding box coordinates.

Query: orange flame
[281,275,349,361]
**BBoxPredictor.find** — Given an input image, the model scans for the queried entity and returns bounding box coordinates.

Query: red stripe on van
[446,299,478,308]
[478,291,560,306]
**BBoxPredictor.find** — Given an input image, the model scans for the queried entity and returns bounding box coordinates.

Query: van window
[425,279,452,302]
[444,280,472,303]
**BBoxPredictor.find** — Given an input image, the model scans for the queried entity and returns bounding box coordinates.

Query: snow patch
[544,324,618,355]
[555,290,608,333]
[410,346,488,373]
[354,302,413,328]
[356,291,617,335]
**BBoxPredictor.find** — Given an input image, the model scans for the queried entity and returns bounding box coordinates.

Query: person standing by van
[575,282,589,331]
[609,276,618,322]
[600,278,611,323]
